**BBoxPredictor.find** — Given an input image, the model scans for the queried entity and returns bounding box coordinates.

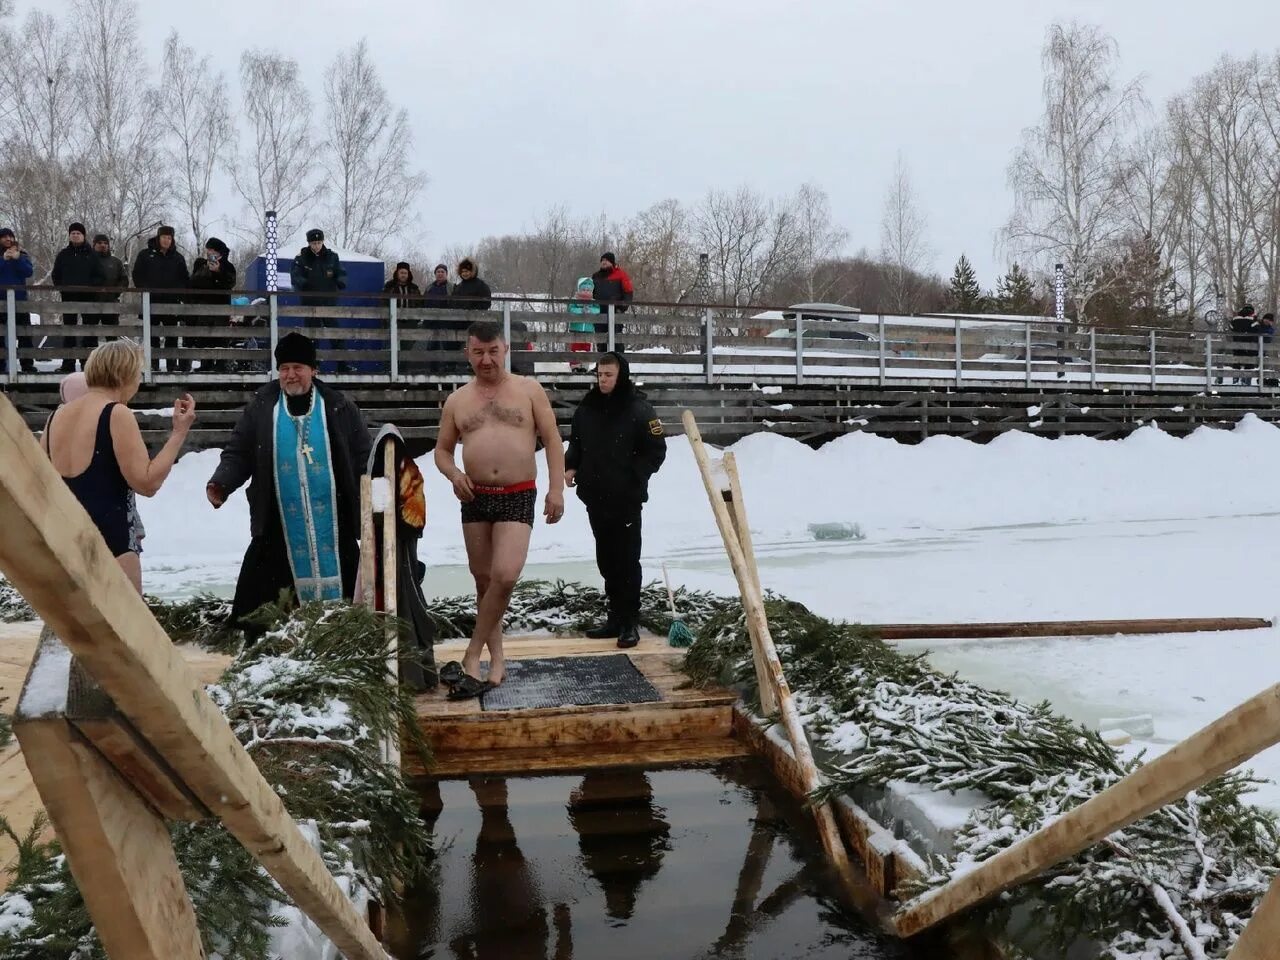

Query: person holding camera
[190,238,237,373]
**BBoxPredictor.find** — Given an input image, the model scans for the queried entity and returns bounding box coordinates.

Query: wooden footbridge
[2,388,1279,959]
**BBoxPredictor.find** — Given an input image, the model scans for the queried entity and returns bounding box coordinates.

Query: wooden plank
[407,736,750,779]
[0,393,387,960]
[682,411,862,904]
[379,445,399,768]
[422,702,733,752]
[893,681,1280,937]
[14,718,204,960]
[875,617,1271,640]
[1228,874,1280,959]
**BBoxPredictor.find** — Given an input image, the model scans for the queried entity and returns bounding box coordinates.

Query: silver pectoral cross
[301,442,315,465]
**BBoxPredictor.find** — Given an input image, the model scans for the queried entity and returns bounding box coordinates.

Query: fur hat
[306,228,324,243]
[156,225,175,239]
[274,332,318,369]
[204,237,230,257]
[458,257,476,273]
[68,222,87,236]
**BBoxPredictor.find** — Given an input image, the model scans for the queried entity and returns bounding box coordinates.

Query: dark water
[390,760,931,960]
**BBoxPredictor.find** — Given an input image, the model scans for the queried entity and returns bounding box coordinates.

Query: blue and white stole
[272,389,343,602]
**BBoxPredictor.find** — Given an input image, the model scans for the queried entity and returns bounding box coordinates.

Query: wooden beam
[359,476,375,606]
[0,392,387,960]
[893,681,1280,937]
[719,452,778,717]
[379,444,399,768]
[13,718,205,960]
[1228,874,1280,959]
[875,617,1270,640]
[682,410,862,903]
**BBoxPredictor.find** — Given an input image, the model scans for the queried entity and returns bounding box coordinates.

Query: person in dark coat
[89,234,129,331]
[290,228,347,329]
[564,352,667,647]
[384,261,423,371]
[189,238,237,373]
[422,264,450,307]
[52,222,106,370]
[591,252,635,351]
[0,227,36,372]
[206,332,372,636]
[131,225,190,372]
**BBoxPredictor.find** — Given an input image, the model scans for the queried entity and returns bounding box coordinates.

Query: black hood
[584,351,635,406]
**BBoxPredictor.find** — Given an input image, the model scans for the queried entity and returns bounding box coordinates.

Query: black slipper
[446,674,494,701]
[439,661,465,688]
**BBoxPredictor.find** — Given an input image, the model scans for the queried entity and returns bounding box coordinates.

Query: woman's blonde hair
[84,339,144,390]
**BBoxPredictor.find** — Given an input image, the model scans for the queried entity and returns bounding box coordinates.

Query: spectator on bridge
[418,264,454,372]
[568,276,600,372]
[591,252,634,351]
[1230,304,1258,385]
[452,258,491,311]
[189,238,237,373]
[52,222,106,371]
[0,227,35,372]
[90,234,129,333]
[290,228,346,329]
[423,264,451,307]
[1255,312,1276,342]
[131,225,190,373]
[383,261,422,310]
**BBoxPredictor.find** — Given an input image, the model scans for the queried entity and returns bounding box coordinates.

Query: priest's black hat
[274,332,318,369]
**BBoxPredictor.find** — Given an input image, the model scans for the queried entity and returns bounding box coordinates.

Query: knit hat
[434,263,448,274]
[306,228,324,243]
[600,251,617,266]
[68,222,87,236]
[204,237,229,257]
[274,332,318,369]
[93,234,110,244]
[0,228,14,240]
[156,225,175,238]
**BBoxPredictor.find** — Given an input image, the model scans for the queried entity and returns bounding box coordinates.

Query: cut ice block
[1098,714,1155,738]
[807,522,864,541]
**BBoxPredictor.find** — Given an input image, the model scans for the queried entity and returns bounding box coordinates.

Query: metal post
[1054,263,1066,322]
[264,210,279,294]
[704,308,714,385]
[1089,328,1097,389]
[1259,335,1266,395]
[795,311,805,385]
[1149,329,1156,388]
[141,292,152,383]
[502,302,512,373]
[607,303,616,353]
[269,294,279,375]
[1206,335,1214,390]
[954,318,963,387]
[1025,325,1032,386]
[5,289,15,380]
[878,314,886,386]
[388,298,399,380]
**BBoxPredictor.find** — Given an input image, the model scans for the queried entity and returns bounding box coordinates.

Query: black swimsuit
[49,403,133,556]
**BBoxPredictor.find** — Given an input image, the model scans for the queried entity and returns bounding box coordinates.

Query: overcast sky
[42,0,1280,284]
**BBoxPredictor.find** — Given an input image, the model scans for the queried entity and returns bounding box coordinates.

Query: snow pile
[136,414,1280,593]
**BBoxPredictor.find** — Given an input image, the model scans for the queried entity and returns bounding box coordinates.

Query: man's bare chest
[457,397,529,434]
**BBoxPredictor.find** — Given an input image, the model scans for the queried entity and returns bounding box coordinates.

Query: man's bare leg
[475,522,533,686]
[461,523,495,680]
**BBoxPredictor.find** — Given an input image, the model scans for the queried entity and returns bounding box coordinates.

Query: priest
[207,332,372,633]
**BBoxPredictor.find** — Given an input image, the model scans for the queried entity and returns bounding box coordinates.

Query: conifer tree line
[2,3,1275,326]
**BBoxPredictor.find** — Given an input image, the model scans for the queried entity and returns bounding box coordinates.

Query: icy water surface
[389,760,929,960]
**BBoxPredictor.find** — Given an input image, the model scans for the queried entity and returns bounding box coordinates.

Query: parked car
[754,303,878,349]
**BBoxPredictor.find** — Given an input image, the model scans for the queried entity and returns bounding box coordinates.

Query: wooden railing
[5,287,1279,393]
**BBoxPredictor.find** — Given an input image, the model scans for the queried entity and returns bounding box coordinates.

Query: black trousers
[587,504,643,622]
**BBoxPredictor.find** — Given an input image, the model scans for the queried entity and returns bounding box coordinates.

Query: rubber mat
[480,654,661,712]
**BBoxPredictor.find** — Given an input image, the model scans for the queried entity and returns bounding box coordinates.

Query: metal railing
[4,286,1278,394]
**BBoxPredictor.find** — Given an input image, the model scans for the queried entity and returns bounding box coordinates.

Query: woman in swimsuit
[41,339,196,593]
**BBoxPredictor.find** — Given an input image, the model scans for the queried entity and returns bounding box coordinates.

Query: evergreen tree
[1087,234,1174,328]
[994,262,1040,315]
[947,254,984,312]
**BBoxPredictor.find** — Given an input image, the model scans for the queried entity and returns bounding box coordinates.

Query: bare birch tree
[1004,22,1144,321]
[618,198,696,304]
[232,50,323,243]
[322,39,426,254]
[73,0,169,252]
[694,186,803,306]
[158,31,232,251]
[794,182,849,301]
[879,154,931,313]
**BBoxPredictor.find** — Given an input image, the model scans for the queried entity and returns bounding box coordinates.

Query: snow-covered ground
[138,414,1280,806]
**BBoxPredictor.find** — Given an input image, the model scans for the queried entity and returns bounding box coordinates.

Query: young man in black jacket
[90,234,129,331]
[52,222,106,369]
[132,225,190,371]
[290,228,347,327]
[564,352,667,647]
[190,238,237,372]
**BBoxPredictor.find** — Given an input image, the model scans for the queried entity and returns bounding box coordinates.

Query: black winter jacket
[208,380,372,541]
[383,280,422,310]
[52,243,106,290]
[132,239,190,303]
[290,246,347,300]
[565,353,667,509]
[189,257,237,303]
[423,280,450,308]
[451,275,491,311]
[96,252,129,300]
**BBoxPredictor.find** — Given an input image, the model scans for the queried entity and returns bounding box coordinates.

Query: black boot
[616,620,640,649]
[585,617,621,640]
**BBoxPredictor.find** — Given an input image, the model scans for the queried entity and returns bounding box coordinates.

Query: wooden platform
[406,632,749,779]
[0,620,231,891]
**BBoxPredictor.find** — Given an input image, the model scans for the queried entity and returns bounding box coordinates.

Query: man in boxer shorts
[434,320,566,698]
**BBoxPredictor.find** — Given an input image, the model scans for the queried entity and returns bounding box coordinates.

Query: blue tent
[245,245,387,372]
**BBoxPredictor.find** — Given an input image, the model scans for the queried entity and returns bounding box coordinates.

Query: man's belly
[460,429,537,485]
